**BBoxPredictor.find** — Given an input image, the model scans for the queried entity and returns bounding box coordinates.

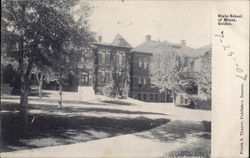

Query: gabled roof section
[111,34,132,48]
[131,40,184,54]
[131,41,160,53]
[131,39,207,57]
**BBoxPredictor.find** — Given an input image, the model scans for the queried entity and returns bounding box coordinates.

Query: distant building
[129,35,200,102]
[78,34,132,96]
[78,34,211,103]
[130,35,165,102]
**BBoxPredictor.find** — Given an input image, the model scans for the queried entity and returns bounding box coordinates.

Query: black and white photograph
[1,0,247,158]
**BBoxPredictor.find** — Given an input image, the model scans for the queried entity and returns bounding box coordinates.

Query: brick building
[79,34,132,96]
[129,35,200,102]
[78,34,210,103]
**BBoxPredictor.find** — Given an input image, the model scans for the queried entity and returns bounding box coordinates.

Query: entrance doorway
[79,72,89,86]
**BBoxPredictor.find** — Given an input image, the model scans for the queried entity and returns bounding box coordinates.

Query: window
[150,94,154,101]
[81,75,86,82]
[115,54,123,65]
[138,94,141,100]
[85,76,89,83]
[122,55,126,65]
[101,53,105,64]
[143,77,147,85]
[101,71,105,82]
[117,69,122,76]
[98,69,106,83]
[139,60,142,68]
[119,54,122,65]
[104,53,110,64]
[115,51,124,65]
[143,94,146,101]
[144,59,147,69]
[138,77,142,87]
[155,94,159,100]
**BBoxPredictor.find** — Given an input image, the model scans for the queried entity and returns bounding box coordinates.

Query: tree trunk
[20,81,29,130]
[19,22,29,130]
[164,92,167,103]
[58,83,63,107]
[38,79,43,99]
[172,91,176,104]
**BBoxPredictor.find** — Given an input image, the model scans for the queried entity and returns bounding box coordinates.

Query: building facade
[78,34,211,103]
[129,35,177,102]
[78,34,132,97]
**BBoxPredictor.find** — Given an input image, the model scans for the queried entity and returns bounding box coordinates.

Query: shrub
[100,81,116,98]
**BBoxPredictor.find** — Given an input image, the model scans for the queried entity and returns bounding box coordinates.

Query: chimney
[180,40,186,46]
[98,35,102,42]
[146,35,151,42]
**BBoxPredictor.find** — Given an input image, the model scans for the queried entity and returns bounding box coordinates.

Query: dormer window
[138,60,142,68]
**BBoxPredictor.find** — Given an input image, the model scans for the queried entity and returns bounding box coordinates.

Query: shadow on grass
[136,120,211,143]
[1,97,109,106]
[175,104,211,111]
[1,103,170,152]
[1,102,167,116]
[2,95,136,107]
[30,98,108,106]
[102,100,135,106]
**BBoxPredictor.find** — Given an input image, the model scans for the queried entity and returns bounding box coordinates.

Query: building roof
[111,34,132,48]
[131,39,211,58]
[131,40,163,53]
[92,42,112,47]
[93,34,132,49]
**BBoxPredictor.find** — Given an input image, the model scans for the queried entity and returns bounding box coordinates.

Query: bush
[189,95,211,110]
[100,81,116,98]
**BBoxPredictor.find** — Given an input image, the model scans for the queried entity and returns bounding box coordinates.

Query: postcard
[1,0,249,158]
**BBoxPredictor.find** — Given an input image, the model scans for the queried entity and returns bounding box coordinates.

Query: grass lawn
[166,139,211,158]
[135,120,211,157]
[1,89,211,157]
[1,102,169,152]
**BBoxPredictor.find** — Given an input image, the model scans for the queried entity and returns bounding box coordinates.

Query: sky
[86,1,211,49]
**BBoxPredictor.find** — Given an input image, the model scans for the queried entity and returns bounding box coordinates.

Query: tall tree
[149,48,188,103]
[195,50,212,98]
[2,0,94,128]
